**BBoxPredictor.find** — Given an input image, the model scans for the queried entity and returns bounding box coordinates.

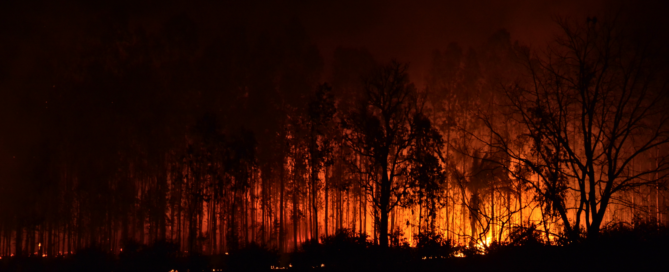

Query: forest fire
[0,0,668,271]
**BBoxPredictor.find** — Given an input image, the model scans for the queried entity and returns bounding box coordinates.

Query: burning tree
[485,15,669,242]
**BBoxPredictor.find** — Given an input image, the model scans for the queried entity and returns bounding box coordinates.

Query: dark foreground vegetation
[2,223,667,272]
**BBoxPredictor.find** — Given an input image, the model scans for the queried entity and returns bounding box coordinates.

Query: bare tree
[484,15,669,242]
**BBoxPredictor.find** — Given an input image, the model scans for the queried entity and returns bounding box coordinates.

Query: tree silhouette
[305,83,337,242]
[343,61,421,248]
[484,15,669,242]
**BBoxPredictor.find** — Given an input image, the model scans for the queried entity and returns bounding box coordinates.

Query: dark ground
[2,224,668,272]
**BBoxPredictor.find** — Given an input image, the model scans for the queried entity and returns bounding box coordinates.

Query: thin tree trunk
[324,166,329,237]
[14,224,22,257]
[280,162,285,253]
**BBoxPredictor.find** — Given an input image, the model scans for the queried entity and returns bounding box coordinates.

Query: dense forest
[1,3,668,260]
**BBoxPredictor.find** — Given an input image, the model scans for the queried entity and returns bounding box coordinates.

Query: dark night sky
[139,0,664,86]
[6,0,661,87]
[4,0,669,84]
[169,0,608,86]
[298,0,607,85]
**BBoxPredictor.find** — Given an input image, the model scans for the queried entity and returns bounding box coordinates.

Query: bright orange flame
[474,236,491,254]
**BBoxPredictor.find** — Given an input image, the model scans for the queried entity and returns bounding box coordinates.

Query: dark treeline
[1,2,669,259]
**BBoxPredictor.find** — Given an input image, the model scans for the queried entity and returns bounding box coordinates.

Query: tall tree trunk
[15,224,22,257]
[310,132,319,242]
[324,166,329,237]
[279,162,285,253]
[292,184,298,252]
[379,163,391,248]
